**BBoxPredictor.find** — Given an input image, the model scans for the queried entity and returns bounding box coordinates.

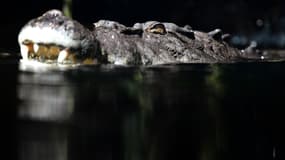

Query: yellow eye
[146,23,167,35]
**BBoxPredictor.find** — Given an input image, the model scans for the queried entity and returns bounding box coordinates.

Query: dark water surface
[1,57,285,160]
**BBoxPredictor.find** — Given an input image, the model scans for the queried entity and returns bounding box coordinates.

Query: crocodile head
[18,9,98,65]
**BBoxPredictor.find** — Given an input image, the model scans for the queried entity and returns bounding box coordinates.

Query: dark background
[1,0,285,53]
[1,1,285,159]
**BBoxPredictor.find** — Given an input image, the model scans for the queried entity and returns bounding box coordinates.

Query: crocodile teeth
[34,44,48,57]
[57,49,69,63]
[33,44,49,61]
[20,42,34,60]
[48,46,61,58]
[21,42,74,64]
[33,43,39,53]
[20,44,29,60]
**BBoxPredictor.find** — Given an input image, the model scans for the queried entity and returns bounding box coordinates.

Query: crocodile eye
[146,23,167,35]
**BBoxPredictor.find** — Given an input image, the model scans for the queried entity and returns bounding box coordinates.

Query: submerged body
[18,9,247,66]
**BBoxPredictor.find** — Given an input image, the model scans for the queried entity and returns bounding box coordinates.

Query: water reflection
[18,72,74,121]
[17,70,72,160]
[14,63,285,160]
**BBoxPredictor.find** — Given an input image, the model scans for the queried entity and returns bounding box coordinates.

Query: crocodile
[18,9,259,66]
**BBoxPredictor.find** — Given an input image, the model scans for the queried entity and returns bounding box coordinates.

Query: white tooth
[20,44,29,60]
[33,43,39,53]
[57,49,69,63]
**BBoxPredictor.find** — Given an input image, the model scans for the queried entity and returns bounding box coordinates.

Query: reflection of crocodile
[18,9,257,65]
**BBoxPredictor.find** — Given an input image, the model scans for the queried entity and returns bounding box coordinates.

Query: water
[1,56,285,160]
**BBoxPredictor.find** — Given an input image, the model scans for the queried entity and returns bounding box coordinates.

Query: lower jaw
[20,43,97,65]
[27,55,75,65]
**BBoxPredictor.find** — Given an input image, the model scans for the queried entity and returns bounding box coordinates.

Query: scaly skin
[18,9,246,65]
